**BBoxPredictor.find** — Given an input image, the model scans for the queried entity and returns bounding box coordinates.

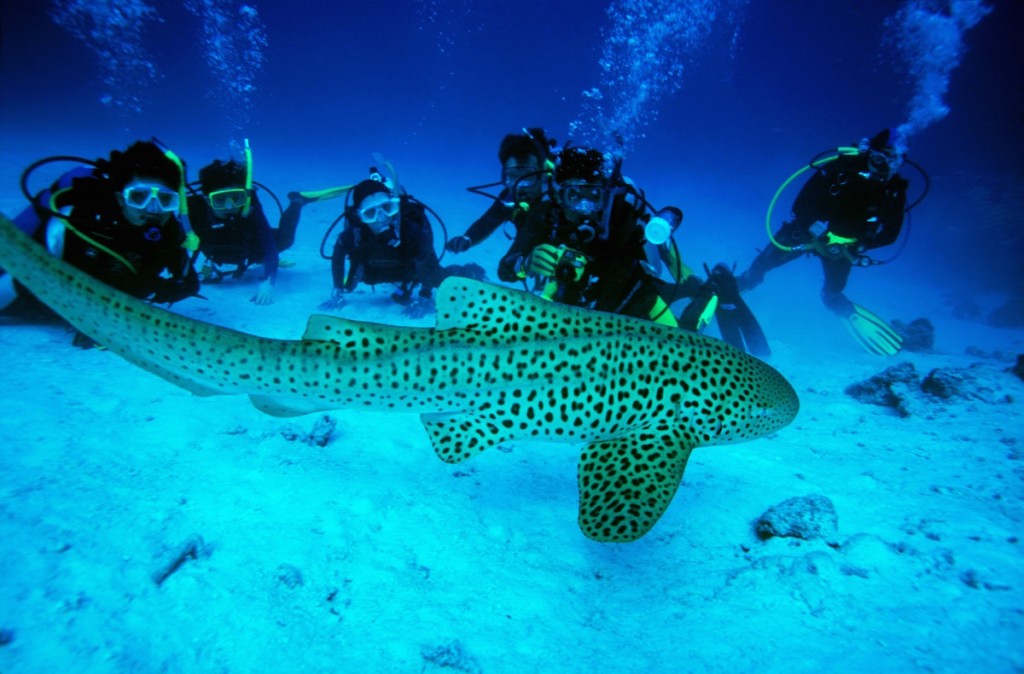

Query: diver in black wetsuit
[320,178,484,316]
[498,146,678,324]
[738,129,910,355]
[494,146,771,354]
[2,141,200,345]
[447,128,556,254]
[188,148,303,305]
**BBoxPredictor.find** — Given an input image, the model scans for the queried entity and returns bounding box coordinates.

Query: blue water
[2,0,1019,294]
[1,2,1022,672]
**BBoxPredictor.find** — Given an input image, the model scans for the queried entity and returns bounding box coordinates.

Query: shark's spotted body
[0,213,799,541]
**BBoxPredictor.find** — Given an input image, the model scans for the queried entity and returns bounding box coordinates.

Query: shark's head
[672,342,800,447]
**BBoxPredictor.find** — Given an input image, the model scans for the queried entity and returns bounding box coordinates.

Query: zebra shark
[0,213,798,542]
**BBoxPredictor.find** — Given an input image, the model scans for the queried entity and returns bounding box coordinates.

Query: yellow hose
[765,147,859,251]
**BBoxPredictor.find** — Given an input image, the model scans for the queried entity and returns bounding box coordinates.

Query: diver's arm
[867,176,908,249]
[788,170,832,232]
[461,196,513,246]
[497,234,536,283]
[408,209,444,296]
[151,234,200,304]
[332,227,355,291]
[250,199,279,284]
[656,243,694,284]
[12,166,92,239]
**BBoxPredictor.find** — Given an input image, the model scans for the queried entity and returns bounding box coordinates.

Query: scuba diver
[2,140,200,347]
[497,145,769,354]
[188,140,303,305]
[448,127,557,254]
[737,128,915,356]
[315,167,484,317]
[495,148,676,322]
[643,206,771,357]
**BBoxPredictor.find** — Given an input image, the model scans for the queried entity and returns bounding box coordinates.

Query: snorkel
[242,138,254,217]
[372,152,402,247]
[158,143,200,253]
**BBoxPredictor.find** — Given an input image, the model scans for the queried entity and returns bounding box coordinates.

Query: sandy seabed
[0,181,1022,674]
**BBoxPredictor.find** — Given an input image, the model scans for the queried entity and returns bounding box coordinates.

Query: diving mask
[503,164,546,203]
[504,166,542,187]
[359,195,400,224]
[208,188,250,211]
[122,184,180,213]
[559,183,607,216]
[866,148,901,181]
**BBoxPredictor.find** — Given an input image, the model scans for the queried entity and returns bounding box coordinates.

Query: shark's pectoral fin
[249,394,337,418]
[577,426,697,543]
[420,412,512,464]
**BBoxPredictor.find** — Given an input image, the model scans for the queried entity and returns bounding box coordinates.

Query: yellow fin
[840,303,903,356]
[577,425,696,542]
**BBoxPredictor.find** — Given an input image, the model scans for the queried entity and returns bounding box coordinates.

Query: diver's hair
[199,159,247,193]
[555,147,606,184]
[498,128,551,165]
[351,178,390,207]
[96,141,181,190]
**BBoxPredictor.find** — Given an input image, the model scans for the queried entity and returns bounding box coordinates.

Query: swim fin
[838,303,903,356]
[678,290,719,333]
[708,263,771,358]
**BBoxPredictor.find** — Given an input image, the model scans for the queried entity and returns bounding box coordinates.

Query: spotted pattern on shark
[0,213,799,542]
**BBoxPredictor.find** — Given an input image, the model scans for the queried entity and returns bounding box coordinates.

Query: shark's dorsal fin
[577,424,697,543]
[434,277,546,333]
[303,314,352,342]
[302,313,405,346]
[433,277,650,338]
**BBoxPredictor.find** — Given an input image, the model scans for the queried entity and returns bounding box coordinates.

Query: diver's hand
[446,235,473,254]
[390,287,412,305]
[707,262,741,303]
[251,279,274,305]
[521,244,586,281]
[402,296,434,318]
[522,243,564,277]
[287,191,313,206]
[150,277,196,305]
[678,274,706,298]
[443,263,486,282]
[318,288,347,311]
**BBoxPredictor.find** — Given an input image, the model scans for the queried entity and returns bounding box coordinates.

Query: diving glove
[446,235,473,254]
[318,288,347,311]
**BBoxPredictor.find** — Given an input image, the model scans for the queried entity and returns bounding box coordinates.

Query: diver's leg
[710,263,771,357]
[737,223,805,292]
[276,200,303,252]
[0,273,18,312]
[822,258,902,355]
[820,258,854,315]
